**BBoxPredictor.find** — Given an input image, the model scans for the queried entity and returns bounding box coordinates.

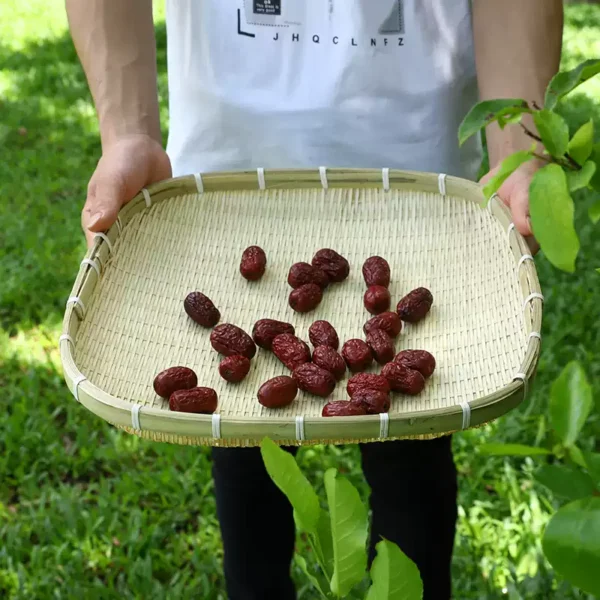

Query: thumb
[82,174,125,235]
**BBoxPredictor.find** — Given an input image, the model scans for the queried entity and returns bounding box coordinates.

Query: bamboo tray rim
[59,167,543,446]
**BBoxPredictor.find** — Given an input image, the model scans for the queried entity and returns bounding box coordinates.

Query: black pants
[212,436,457,600]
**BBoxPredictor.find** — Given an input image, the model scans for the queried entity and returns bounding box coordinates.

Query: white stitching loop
[131,404,142,430]
[523,292,544,310]
[67,296,86,317]
[194,172,204,193]
[257,167,266,190]
[529,331,541,341]
[94,232,113,253]
[459,401,471,430]
[319,166,328,189]
[212,414,221,439]
[514,372,528,399]
[295,415,305,441]
[142,188,152,208]
[72,373,86,402]
[382,167,390,191]
[517,254,534,270]
[81,258,100,277]
[507,223,516,240]
[379,413,389,439]
[438,173,447,196]
[59,334,74,347]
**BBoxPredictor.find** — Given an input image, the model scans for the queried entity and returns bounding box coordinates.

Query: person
[66,1,562,597]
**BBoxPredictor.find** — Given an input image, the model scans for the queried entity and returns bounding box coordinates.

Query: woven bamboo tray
[59,168,542,447]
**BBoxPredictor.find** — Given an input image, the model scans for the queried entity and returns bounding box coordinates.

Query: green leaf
[542,497,600,596]
[535,464,595,500]
[478,443,551,457]
[589,142,600,192]
[567,120,594,165]
[529,164,580,272]
[458,99,529,146]
[295,555,329,600]
[313,509,334,579]
[260,438,321,533]
[545,59,600,109]
[549,362,593,447]
[582,452,600,488]
[589,199,600,224]
[533,110,569,158]
[481,149,534,202]
[567,161,596,192]
[568,445,587,469]
[366,540,423,600]
[324,468,368,597]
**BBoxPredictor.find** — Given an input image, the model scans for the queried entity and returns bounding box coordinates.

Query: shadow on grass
[0,23,167,334]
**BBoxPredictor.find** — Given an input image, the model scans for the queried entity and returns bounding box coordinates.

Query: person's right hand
[82,134,172,247]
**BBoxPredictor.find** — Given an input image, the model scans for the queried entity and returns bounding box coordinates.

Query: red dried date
[293,363,336,397]
[394,350,436,378]
[154,366,198,399]
[362,256,390,288]
[218,355,251,383]
[210,324,257,359]
[363,312,402,338]
[184,292,220,328]
[364,285,391,315]
[381,362,425,395]
[258,376,298,408]
[396,287,433,323]
[240,246,267,281]
[169,387,218,414]
[308,320,339,350]
[322,401,367,417]
[366,329,395,365]
[272,333,311,371]
[341,339,373,373]
[289,283,323,313]
[350,390,390,414]
[288,262,329,290]
[252,319,295,350]
[347,372,391,398]
[312,345,346,381]
[311,249,350,283]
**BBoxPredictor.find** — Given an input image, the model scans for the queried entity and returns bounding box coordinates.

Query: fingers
[509,189,533,237]
[82,173,124,246]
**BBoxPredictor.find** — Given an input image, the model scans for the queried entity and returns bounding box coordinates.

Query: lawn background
[1,2,599,598]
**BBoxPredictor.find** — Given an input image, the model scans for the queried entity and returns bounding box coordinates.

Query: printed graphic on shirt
[240,0,406,47]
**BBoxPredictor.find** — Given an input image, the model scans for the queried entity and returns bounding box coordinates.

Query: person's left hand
[479,158,544,254]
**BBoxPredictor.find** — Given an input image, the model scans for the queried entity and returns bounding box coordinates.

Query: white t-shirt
[165,0,482,180]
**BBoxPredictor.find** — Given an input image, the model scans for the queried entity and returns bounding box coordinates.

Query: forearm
[66,0,160,150]
[473,0,563,167]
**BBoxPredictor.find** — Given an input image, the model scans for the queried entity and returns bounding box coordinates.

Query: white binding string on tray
[382,167,390,191]
[257,167,266,190]
[319,166,328,189]
[379,412,389,439]
[194,173,204,193]
[523,292,544,311]
[131,404,142,431]
[517,254,534,270]
[59,333,74,347]
[507,223,516,240]
[142,188,152,208]
[66,296,86,317]
[81,258,100,278]
[438,173,447,196]
[72,373,86,402]
[488,193,499,211]
[94,232,113,254]
[212,413,221,439]
[459,401,471,430]
[514,372,528,399]
[529,331,541,341]
[295,415,305,441]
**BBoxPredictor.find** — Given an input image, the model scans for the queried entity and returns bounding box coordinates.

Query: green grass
[1,2,599,598]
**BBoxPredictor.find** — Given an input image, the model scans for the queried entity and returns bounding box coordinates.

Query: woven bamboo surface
[60,169,542,446]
